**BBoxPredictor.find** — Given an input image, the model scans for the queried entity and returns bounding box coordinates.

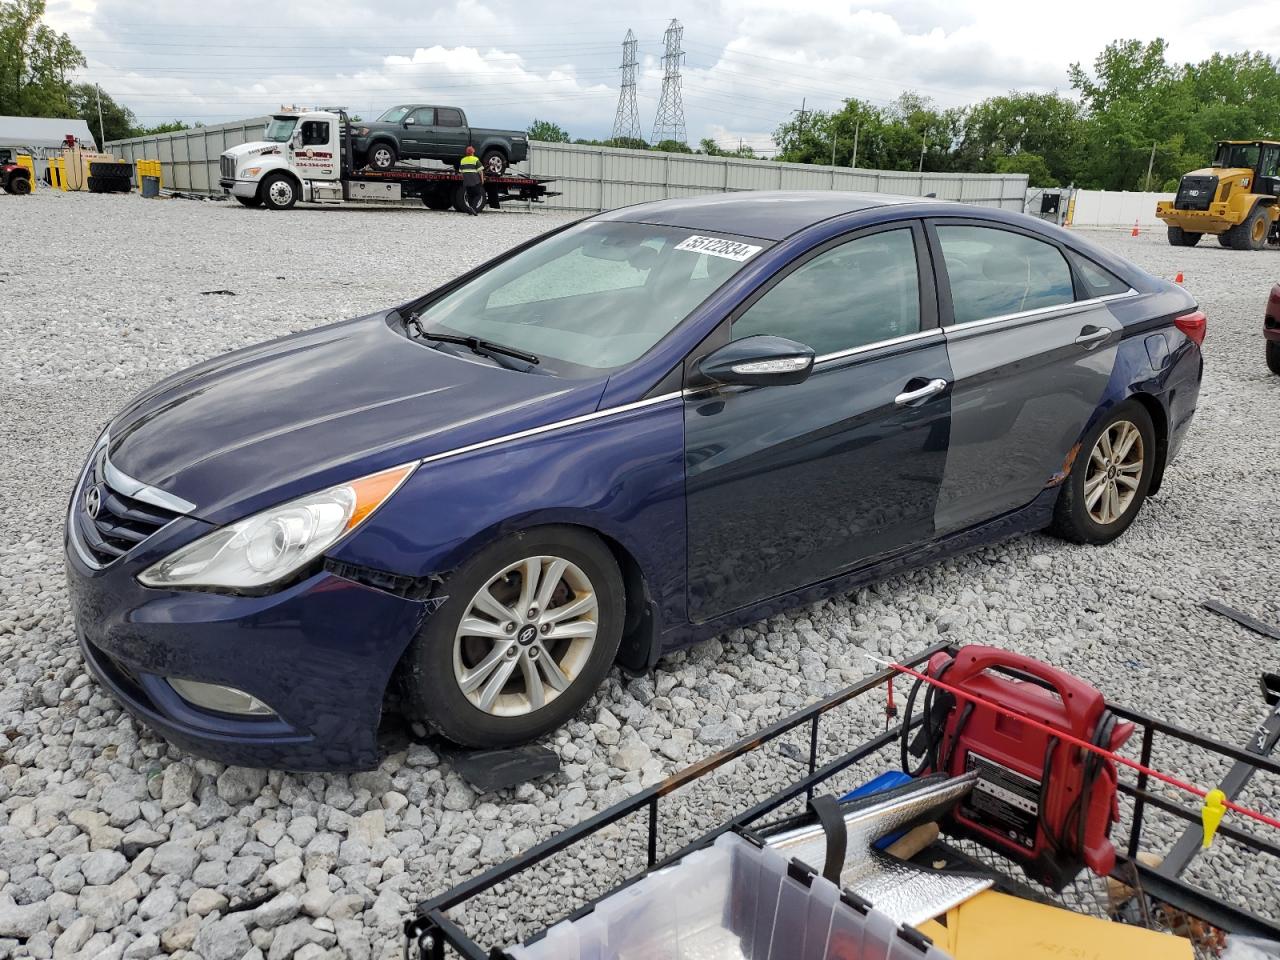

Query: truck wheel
[1217,233,1232,248]
[1268,341,1280,376]
[452,185,483,213]
[1224,205,1268,250]
[235,194,263,208]
[422,193,451,211]
[1166,226,1200,247]
[481,149,508,176]
[260,173,298,211]
[9,174,31,195]
[368,143,397,171]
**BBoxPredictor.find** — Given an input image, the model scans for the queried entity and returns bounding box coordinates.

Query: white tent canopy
[0,115,97,152]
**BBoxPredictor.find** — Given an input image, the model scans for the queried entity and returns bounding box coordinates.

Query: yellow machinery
[1156,140,1280,249]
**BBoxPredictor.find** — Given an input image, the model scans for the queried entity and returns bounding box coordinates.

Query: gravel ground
[0,190,1277,959]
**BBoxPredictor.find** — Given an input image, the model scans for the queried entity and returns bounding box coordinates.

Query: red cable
[886,660,1280,834]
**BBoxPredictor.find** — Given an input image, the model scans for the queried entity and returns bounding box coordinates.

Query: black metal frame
[405,644,1280,958]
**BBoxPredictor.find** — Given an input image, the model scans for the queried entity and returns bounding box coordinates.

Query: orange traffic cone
[1174,271,1184,284]
[1131,219,1140,237]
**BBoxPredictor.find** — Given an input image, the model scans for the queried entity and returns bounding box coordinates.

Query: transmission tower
[651,19,686,145]
[610,29,643,144]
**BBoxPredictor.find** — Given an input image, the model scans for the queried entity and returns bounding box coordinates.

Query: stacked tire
[88,161,134,194]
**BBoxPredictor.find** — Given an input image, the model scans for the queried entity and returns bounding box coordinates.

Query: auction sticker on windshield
[673,235,763,262]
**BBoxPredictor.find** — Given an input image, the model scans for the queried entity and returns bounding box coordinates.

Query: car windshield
[264,117,298,142]
[377,105,412,123]
[1214,143,1260,169]
[412,221,769,375]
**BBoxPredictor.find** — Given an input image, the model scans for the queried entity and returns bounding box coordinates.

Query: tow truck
[218,108,553,212]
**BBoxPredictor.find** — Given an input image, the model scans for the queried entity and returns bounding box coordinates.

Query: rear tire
[260,173,298,211]
[1217,232,1233,248]
[481,149,508,176]
[422,192,451,210]
[1048,399,1157,546]
[1166,226,1201,247]
[1223,205,1268,250]
[1267,341,1280,376]
[235,194,263,208]
[368,142,397,171]
[402,526,624,747]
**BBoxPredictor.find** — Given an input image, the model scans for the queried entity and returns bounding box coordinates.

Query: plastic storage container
[506,832,952,960]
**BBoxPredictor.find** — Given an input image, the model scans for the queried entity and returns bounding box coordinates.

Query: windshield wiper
[404,314,540,368]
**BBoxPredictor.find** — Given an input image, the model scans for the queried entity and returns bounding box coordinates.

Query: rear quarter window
[1067,251,1131,298]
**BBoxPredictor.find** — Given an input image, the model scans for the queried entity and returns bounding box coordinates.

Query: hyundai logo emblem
[85,486,102,520]
[517,624,538,646]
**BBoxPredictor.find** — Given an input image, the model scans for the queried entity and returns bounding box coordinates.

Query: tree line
[1,0,186,142]
[535,39,1280,191]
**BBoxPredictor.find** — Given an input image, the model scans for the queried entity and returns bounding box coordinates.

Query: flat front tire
[403,527,624,747]
[1049,400,1157,545]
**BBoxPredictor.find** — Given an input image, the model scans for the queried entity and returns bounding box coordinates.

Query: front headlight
[243,166,262,177]
[138,462,417,591]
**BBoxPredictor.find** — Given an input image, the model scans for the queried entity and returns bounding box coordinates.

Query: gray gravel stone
[150,841,199,880]
[0,897,48,938]
[81,850,128,886]
[191,916,250,960]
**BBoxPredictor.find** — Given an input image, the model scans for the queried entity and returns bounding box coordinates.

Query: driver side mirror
[697,335,815,387]
[403,117,416,127]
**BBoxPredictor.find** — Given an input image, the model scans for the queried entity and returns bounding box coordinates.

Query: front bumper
[66,534,428,770]
[1154,201,1235,233]
[220,178,261,200]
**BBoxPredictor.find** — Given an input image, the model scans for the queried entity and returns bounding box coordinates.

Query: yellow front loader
[1155,140,1280,250]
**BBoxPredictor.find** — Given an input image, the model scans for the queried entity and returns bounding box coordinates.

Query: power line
[651,19,686,144]
[610,29,642,143]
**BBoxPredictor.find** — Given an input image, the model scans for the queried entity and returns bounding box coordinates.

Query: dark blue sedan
[65,192,1205,770]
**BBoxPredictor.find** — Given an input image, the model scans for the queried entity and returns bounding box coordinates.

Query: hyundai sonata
[66,192,1204,769]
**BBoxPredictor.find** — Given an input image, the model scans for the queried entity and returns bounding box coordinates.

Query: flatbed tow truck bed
[349,165,556,211]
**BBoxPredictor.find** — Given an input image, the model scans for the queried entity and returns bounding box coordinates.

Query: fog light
[168,678,275,716]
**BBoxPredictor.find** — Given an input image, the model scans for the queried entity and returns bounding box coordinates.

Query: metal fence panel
[108,121,1028,212]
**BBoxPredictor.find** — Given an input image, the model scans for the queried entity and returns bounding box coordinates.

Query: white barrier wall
[109,122,1029,212]
[1070,190,1174,228]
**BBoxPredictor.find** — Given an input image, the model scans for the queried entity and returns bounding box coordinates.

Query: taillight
[1174,310,1207,346]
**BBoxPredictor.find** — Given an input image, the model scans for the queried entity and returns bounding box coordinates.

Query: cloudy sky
[44,0,1280,152]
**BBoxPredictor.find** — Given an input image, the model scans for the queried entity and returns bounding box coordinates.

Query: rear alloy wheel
[1267,341,1280,376]
[368,143,397,171]
[1049,400,1156,545]
[1166,226,1201,247]
[403,527,623,746]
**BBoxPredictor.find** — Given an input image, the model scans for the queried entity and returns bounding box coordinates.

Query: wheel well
[261,169,300,197]
[482,145,507,157]
[592,530,656,675]
[1129,392,1170,494]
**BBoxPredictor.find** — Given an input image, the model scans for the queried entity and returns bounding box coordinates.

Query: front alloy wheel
[403,527,623,746]
[453,556,599,716]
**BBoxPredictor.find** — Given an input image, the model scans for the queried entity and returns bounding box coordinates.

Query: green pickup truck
[350,105,529,176]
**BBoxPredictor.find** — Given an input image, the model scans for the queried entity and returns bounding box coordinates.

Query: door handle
[894,378,949,406]
[1075,325,1112,348]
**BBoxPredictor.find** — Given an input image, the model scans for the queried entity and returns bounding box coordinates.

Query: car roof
[592,190,917,241]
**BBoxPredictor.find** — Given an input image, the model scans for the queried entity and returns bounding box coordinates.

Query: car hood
[106,313,594,524]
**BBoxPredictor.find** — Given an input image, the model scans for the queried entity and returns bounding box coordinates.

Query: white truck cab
[219,111,344,209]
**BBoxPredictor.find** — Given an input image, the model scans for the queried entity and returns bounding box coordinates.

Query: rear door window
[436,108,464,127]
[936,225,1075,325]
